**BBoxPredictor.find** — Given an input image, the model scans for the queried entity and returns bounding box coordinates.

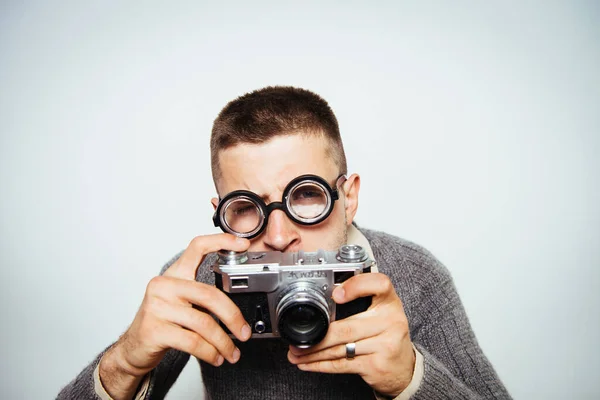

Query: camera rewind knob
[337,245,367,262]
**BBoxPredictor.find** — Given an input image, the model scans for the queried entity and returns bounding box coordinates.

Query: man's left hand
[287,273,415,398]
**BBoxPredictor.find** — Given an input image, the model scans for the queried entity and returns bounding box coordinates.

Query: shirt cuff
[93,357,151,400]
[374,344,424,400]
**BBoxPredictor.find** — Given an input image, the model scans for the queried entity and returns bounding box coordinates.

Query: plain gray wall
[1,1,599,399]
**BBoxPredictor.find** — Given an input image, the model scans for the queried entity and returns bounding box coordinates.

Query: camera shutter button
[218,250,248,265]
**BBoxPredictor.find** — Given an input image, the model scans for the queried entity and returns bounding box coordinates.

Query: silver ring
[345,342,356,359]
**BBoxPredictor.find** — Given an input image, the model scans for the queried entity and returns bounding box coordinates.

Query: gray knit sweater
[58,226,510,399]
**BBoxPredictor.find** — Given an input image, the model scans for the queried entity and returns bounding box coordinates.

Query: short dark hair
[210,86,347,182]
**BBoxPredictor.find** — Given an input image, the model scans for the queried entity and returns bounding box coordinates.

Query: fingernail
[287,351,294,361]
[236,237,247,245]
[241,324,252,340]
[232,348,241,363]
[216,355,224,366]
[334,287,345,302]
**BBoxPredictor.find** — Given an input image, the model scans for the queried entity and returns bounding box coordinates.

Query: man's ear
[211,197,219,210]
[342,173,360,225]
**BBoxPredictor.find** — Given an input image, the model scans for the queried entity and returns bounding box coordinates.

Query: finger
[332,272,397,305]
[146,276,251,342]
[153,301,241,364]
[296,355,367,375]
[289,314,383,356]
[164,233,249,280]
[156,323,224,367]
[288,336,379,364]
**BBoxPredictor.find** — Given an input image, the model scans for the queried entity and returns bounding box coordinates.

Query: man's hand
[287,273,415,398]
[99,234,252,400]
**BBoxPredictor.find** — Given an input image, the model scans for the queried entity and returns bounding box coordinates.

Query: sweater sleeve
[57,252,191,400]
[410,273,511,399]
[56,348,109,399]
[56,347,190,400]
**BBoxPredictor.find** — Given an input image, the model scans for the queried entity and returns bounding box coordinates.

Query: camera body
[212,244,374,348]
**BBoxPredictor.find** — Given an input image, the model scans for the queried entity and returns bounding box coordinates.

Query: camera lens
[287,304,323,334]
[278,303,329,346]
[276,283,330,347]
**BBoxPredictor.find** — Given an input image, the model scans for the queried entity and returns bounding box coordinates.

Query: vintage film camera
[212,244,374,348]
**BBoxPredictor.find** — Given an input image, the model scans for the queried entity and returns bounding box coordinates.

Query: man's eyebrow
[234,181,272,201]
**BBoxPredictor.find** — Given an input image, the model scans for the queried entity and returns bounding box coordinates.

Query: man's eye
[232,206,255,216]
[294,190,324,200]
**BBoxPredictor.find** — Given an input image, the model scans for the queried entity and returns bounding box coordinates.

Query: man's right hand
[98,233,252,400]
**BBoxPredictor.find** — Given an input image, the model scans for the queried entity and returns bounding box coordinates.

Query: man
[58,86,510,399]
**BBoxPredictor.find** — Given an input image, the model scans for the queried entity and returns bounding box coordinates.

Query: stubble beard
[332,212,349,250]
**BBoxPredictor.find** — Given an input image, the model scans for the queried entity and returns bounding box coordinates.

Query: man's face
[212,134,360,253]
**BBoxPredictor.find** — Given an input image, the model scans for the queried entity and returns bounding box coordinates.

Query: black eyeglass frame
[213,174,347,239]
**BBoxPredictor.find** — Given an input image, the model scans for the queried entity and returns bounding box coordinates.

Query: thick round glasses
[213,174,346,239]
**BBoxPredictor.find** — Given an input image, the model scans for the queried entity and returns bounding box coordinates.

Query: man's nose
[262,209,300,252]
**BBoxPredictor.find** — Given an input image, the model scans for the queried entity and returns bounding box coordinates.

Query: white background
[1,1,599,399]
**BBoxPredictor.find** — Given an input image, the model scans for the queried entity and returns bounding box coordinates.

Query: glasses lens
[288,182,329,221]
[223,198,262,235]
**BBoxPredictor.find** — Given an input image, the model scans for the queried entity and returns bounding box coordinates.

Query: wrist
[98,343,145,400]
[381,342,418,398]
[112,339,152,378]
[385,343,424,400]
